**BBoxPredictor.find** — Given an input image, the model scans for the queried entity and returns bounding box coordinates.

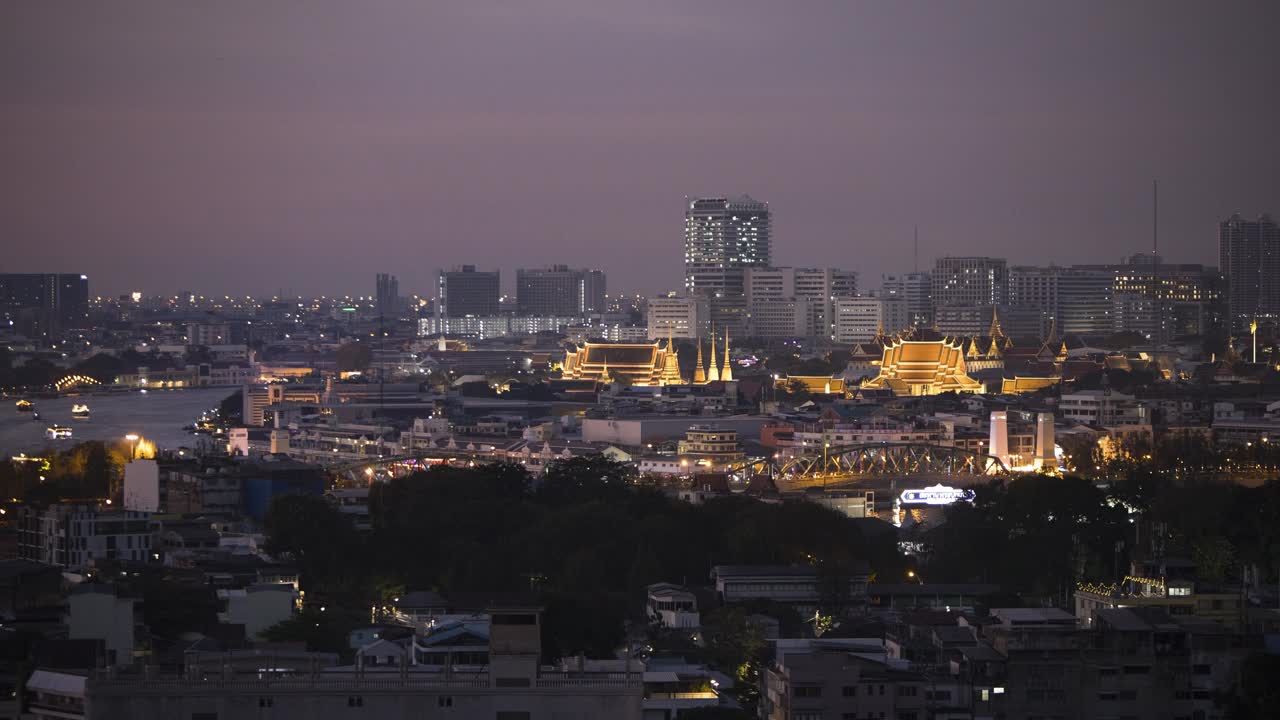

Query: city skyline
[4,2,1279,297]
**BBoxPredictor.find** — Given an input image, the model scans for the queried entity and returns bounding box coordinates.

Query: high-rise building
[375,272,399,319]
[880,272,933,328]
[647,295,710,340]
[581,269,606,313]
[832,296,908,344]
[437,265,500,318]
[1219,212,1280,331]
[748,297,816,339]
[0,273,89,336]
[516,266,607,316]
[1008,265,1061,339]
[684,195,772,334]
[744,267,857,339]
[1111,260,1223,338]
[931,257,1008,308]
[1057,267,1115,336]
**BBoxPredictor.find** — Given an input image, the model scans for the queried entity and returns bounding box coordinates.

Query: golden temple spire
[987,336,1002,358]
[988,306,1005,341]
[693,335,706,384]
[598,361,613,385]
[721,327,734,382]
[660,332,684,385]
[707,324,720,382]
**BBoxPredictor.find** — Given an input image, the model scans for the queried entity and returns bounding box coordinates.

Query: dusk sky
[3,1,1278,299]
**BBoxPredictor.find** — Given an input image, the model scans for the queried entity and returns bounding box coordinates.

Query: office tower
[0,273,89,336]
[747,297,816,338]
[744,267,857,339]
[1111,260,1223,338]
[375,273,399,319]
[516,266,607,316]
[1057,267,1115,336]
[1008,265,1060,339]
[1219,213,1280,331]
[880,272,933,328]
[437,265,500,318]
[795,268,858,339]
[647,295,710,340]
[832,296,908,344]
[684,195,772,333]
[931,257,1008,308]
[55,273,89,329]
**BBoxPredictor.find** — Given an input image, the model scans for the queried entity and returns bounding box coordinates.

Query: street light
[124,434,140,460]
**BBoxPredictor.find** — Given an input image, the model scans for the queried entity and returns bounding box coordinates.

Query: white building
[17,505,152,571]
[748,296,815,338]
[832,296,909,343]
[79,608,642,720]
[68,585,136,666]
[646,295,710,340]
[880,271,932,327]
[185,322,231,346]
[217,583,298,640]
[122,460,160,512]
[711,564,868,616]
[646,583,700,629]
[1059,390,1149,426]
[23,670,86,720]
[746,267,858,338]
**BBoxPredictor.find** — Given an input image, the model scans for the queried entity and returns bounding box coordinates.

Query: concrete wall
[122,460,160,512]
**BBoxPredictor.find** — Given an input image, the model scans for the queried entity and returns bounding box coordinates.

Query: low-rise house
[67,584,137,666]
[711,564,869,617]
[646,583,700,629]
[217,583,297,640]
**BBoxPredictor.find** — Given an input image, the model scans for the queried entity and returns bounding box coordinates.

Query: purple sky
[3,1,1278,299]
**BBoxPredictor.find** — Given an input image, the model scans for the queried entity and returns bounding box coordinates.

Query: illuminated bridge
[723,442,1008,491]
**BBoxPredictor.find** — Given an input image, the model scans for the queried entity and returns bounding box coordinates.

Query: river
[0,388,238,456]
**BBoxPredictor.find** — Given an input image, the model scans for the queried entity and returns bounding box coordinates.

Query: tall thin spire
[659,328,683,385]
[721,328,734,382]
[707,324,720,382]
[693,334,706,384]
[988,306,1004,341]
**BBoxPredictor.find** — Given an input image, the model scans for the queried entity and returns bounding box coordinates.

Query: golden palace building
[860,338,984,396]
[561,339,685,386]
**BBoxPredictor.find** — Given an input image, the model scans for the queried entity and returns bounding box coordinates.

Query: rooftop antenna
[1152,180,1162,344]
[913,225,919,273]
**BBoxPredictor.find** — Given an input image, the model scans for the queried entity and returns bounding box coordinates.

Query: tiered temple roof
[562,341,683,386]
[860,338,985,396]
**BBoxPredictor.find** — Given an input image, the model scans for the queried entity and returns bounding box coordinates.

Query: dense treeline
[0,441,126,504]
[264,456,905,660]
[929,471,1280,604]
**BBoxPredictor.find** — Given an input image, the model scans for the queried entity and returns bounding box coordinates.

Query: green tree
[701,606,767,708]
[264,494,363,598]
[260,607,364,661]
[538,456,634,504]
[336,342,372,373]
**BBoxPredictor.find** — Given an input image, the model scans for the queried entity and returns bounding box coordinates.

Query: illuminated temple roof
[561,340,684,386]
[1000,376,1062,394]
[860,339,984,396]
